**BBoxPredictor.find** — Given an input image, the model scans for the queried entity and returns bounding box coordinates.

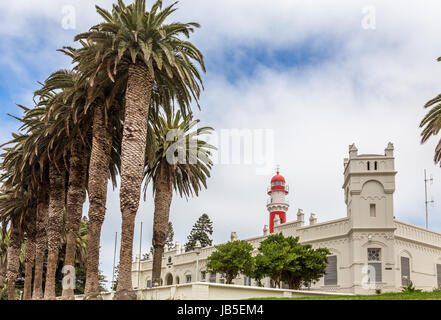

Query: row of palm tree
[0,0,214,300]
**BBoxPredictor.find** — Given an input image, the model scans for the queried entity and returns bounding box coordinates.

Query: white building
[132,143,441,294]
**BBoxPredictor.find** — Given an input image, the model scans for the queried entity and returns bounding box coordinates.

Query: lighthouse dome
[271,174,285,183]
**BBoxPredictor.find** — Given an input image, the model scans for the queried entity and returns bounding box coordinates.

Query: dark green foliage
[185,214,213,251]
[205,240,254,284]
[254,233,330,289]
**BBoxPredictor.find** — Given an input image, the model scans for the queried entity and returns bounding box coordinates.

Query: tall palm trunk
[152,161,173,285]
[32,192,49,300]
[6,216,22,300]
[43,163,66,300]
[84,104,113,299]
[23,212,37,300]
[0,256,6,290]
[0,224,7,290]
[62,136,88,300]
[115,61,154,300]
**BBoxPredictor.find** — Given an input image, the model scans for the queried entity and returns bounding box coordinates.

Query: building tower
[267,169,289,233]
[343,142,396,229]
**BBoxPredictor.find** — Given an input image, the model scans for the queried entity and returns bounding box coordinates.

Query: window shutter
[324,255,338,285]
[401,257,410,286]
[368,263,382,283]
[437,264,441,289]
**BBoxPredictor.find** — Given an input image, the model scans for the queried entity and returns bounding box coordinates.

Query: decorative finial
[276,164,280,175]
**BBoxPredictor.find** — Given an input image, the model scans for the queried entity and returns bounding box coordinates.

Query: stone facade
[132,143,441,294]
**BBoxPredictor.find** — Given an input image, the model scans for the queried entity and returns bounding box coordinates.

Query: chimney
[297,209,305,226]
[230,232,238,242]
[175,242,181,255]
[263,225,269,236]
[309,213,317,225]
[349,143,358,159]
[274,215,281,227]
[385,142,394,157]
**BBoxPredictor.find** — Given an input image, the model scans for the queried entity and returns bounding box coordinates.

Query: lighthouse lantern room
[267,168,290,233]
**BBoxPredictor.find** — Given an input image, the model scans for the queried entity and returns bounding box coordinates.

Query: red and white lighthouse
[267,169,289,233]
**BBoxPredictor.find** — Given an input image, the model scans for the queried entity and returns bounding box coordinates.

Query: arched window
[367,162,370,171]
[374,161,378,170]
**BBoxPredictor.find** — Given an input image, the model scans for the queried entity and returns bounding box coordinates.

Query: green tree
[185,214,214,251]
[205,240,254,284]
[254,233,330,289]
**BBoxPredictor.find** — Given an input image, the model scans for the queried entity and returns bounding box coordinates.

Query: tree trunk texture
[32,192,49,300]
[43,164,66,300]
[0,225,7,290]
[84,104,113,299]
[151,161,173,285]
[23,212,37,300]
[115,60,154,300]
[6,217,22,300]
[62,136,88,300]
[0,256,6,290]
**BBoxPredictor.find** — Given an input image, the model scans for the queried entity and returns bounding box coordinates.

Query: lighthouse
[267,169,289,233]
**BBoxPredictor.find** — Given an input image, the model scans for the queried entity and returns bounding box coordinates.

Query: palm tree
[39,47,125,299]
[75,0,205,299]
[1,123,51,300]
[144,109,214,285]
[34,68,99,299]
[0,188,32,300]
[14,100,70,300]
[420,65,441,165]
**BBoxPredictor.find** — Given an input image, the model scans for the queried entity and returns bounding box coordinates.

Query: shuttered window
[324,255,338,286]
[368,263,382,283]
[437,264,441,289]
[401,257,410,286]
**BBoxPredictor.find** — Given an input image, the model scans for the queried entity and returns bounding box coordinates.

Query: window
[209,273,217,283]
[147,280,152,288]
[367,162,370,171]
[374,161,378,170]
[243,276,252,286]
[368,248,382,283]
[368,263,382,283]
[201,272,206,281]
[186,275,192,283]
[368,248,381,261]
[437,264,441,289]
[401,257,410,286]
[168,256,172,264]
[370,204,376,217]
[219,279,225,284]
[324,255,338,286]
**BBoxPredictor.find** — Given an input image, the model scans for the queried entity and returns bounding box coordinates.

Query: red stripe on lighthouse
[269,211,286,234]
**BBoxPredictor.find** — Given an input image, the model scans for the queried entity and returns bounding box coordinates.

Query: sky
[2,0,441,289]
